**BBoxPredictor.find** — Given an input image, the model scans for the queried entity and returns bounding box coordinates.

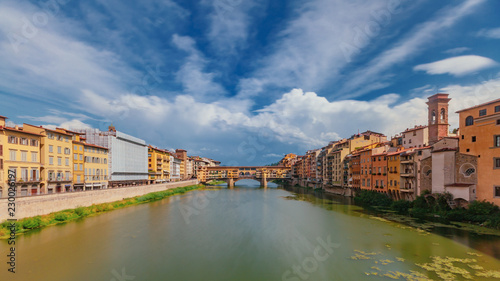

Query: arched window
[431,110,436,124]
[465,116,474,126]
[440,108,446,122]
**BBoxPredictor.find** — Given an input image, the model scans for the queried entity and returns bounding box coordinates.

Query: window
[74,153,78,160]
[47,133,54,139]
[31,152,37,162]
[20,138,28,145]
[495,135,500,147]
[49,145,54,153]
[49,156,54,165]
[58,157,62,166]
[8,136,18,144]
[74,145,77,150]
[413,131,416,136]
[465,116,474,126]
[495,186,500,198]
[440,108,446,122]
[65,158,69,166]
[432,110,436,124]
[21,151,27,162]
[0,145,2,156]
[497,120,500,125]
[104,159,107,164]
[496,105,500,113]
[57,146,62,154]
[80,154,83,161]
[65,148,70,154]
[79,164,83,170]
[79,146,83,151]
[0,159,2,170]
[495,158,500,169]
[479,109,487,116]
[30,139,38,146]
[9,150,16,161]
[472,136,476,142]
[74,164,78,171]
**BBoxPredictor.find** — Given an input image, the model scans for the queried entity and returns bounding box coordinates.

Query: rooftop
[455,97,500,113]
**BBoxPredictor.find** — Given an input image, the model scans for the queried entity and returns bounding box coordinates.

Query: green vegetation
[0,184,203,239]
[354,190,500,230]
[206,180,226,186]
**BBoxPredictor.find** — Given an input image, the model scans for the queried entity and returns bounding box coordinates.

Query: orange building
[387,150,401,198]
[372,151,388,193]
[456,98,500,206]
[359,149,373,190]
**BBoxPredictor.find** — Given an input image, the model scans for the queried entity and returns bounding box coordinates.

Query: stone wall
[0,180,198,221]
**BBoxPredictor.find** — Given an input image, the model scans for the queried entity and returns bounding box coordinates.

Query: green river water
[2,180,500,281]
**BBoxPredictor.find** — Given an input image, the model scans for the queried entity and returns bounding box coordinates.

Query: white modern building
[171,157,181,181]
[76,126,148,187]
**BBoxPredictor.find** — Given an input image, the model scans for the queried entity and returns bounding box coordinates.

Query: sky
[0,0,499,166]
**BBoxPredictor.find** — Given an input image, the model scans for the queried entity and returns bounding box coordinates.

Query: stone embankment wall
[0,180,198,221]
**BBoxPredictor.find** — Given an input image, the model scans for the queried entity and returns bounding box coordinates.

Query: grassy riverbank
[206,180,226,186]
[0,184,203,239]
[354,190,500,231]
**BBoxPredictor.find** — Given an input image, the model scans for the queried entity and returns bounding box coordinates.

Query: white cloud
[202,0,262,54]
[337,0,486,98]
[172,34,227,100]
[443,47,471,55]
[236,0,390,98]
[263,153,283,158]
[414,55,498,76]
[476,27,500,39]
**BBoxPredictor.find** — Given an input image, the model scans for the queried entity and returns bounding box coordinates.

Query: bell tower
[427,93,451,145]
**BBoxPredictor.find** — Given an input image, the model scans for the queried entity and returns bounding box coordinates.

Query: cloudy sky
[1,0,499,165]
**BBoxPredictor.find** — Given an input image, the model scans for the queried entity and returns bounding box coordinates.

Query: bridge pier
[227,178,235,188]
[261,173,267,188]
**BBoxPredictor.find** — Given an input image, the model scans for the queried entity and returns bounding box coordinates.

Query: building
[171,156,181,181]
[148,146,171,184]
[456,98,500,206]
[0,118,43,197]
[279,153,298,167]
[427,93,451,145]
[175,149,187,179]
[23,124,73,194]
[371,150,388,193]
[387,150,402,199]
[401,125,429,148]
[416,94,478,205]
[76,126,148,187]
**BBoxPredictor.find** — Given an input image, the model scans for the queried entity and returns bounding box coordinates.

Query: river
[2,180,500,280]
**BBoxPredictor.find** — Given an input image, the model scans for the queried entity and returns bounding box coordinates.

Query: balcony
[47,176,73,182]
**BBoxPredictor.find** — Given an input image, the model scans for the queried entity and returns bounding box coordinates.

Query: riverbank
[206,180,226,185]
[354,190,500,231]
[0,184,203,239]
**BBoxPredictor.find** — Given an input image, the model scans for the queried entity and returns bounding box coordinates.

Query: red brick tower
[427,93,451,144]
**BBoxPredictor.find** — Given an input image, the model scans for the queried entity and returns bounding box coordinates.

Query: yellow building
[148,146,170,183]
[72,134,85,190]
[55,129,109,191]
[83,141,108,190]
[0,117,43,197]
[23,124,73,194]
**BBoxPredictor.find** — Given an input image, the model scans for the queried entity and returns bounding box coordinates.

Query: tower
[427,93,451,144]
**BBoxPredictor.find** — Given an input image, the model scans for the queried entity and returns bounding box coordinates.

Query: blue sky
[1,0,500,165]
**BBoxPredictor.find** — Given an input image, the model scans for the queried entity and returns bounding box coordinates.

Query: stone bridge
[197,166,291,187]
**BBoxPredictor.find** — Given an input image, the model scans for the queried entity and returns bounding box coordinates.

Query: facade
[76,127,148,187]
[148,146,171,183]
[0,119,43,197]
[82,142,109,190]
[401,125,429,148]
[427,93,451,145]
[23,124,73,194]
[420,137,477,205]
[456,98,500,205]
[387,150,401,199]
[175,149,187,179]
[72,134,85,191]
[371,150,388,193]
[171,156,181,181]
